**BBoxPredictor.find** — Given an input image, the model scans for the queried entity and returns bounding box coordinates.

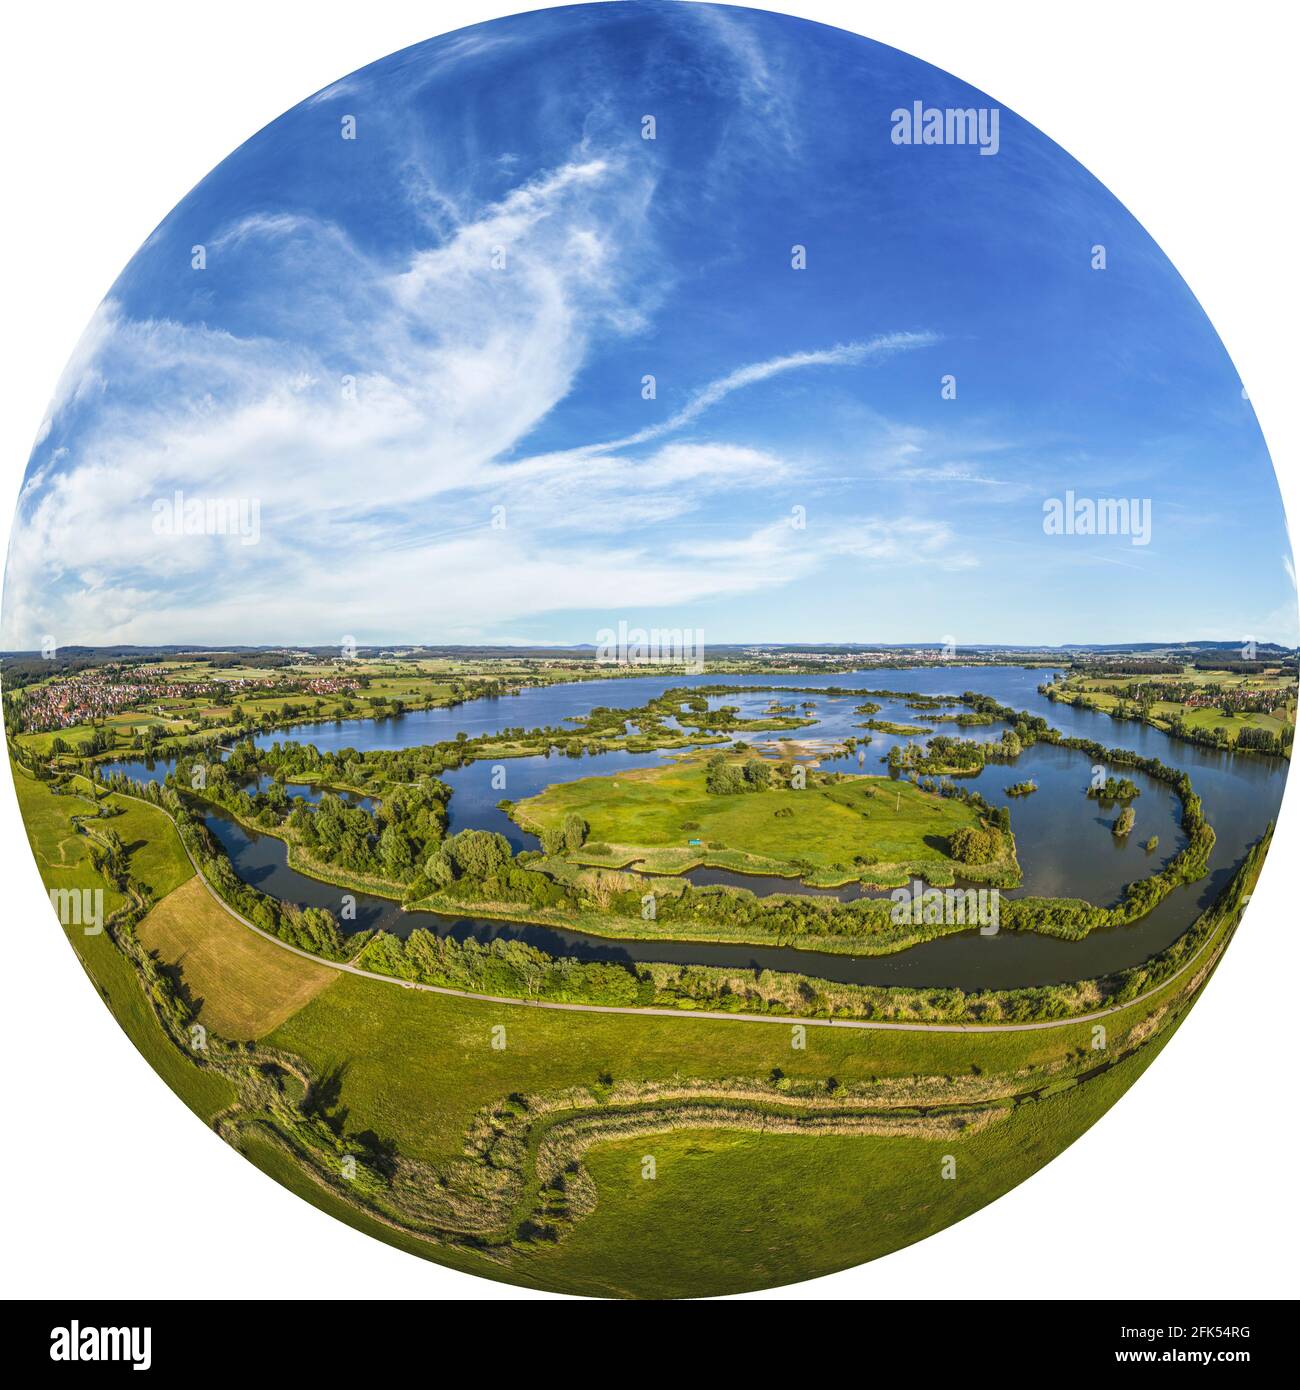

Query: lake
[102,666,1288,990]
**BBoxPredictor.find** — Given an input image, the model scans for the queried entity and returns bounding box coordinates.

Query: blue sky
[4,0,1295,648]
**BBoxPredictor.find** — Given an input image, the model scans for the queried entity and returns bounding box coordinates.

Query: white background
[1,0,1296,1301]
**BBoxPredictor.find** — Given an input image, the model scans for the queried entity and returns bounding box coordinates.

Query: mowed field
[513,757,981,876]
[137,876,338,1039]
[9,751,1222,1297]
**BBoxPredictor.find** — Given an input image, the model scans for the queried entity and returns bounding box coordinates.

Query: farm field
[137,877,339,1039]
[1047,664,1296,755]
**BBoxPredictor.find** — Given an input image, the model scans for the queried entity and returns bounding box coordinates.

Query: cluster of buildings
[19,667,359,733]
[740,647,939,666]
[1122,679,1285,715]
[21,674,155,732]
[1181,687,1282,715]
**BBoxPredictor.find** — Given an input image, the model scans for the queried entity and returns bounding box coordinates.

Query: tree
[742,759,772,789]
[562,813,588,852]
[379,824,415,878]
[948,824,1001,865]
[706,762,746,795]
[445,828,511,880]
[425,849,455,886]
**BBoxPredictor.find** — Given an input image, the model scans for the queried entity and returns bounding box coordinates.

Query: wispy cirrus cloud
[10,1,1269,650]
[3,126,950,648]
[593,334,939,454]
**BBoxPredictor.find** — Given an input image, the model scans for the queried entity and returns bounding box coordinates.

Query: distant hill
[3,638,1294,665]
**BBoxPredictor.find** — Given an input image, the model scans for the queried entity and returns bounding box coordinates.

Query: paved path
[112,781,1227,1035]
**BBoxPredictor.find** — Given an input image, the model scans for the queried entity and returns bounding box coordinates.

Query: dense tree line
[1043,677,1294,757]
[351,823,1262,1020]
[86,688,1220,961]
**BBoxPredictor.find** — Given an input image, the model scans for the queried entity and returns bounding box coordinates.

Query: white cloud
[4,139,948,647]
[690,4,800,155]
[606,335,937,452]
[31,300,118,447]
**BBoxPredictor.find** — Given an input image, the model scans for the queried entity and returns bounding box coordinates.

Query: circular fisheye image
[2,2,1295,1300]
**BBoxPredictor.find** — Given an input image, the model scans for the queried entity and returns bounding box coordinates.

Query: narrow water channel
[102,666,1288,990]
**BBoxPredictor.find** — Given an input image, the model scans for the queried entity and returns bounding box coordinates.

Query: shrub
[948,824,1002,864]
[706,763,746,795]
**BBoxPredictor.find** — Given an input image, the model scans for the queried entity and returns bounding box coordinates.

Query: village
[14,665,359,733]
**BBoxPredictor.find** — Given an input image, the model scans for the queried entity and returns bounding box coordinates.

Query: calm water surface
[104,667,1288,990]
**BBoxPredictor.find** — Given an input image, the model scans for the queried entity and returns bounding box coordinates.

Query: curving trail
[108,784,1237,1035]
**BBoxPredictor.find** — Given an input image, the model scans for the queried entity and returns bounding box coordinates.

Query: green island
[509,750,1014,890]
[1088,776,1140,802]
[37,681,1215,962]
[858,717,933,736]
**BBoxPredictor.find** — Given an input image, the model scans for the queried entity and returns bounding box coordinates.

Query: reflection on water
[104,666,1287,990]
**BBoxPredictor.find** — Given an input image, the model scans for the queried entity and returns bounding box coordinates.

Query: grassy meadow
[9,727,1240,1298]
[11,762,234,1122]
[524,1044,1167,1298]
[253,944,1203,1297]
[513,755,992,885]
